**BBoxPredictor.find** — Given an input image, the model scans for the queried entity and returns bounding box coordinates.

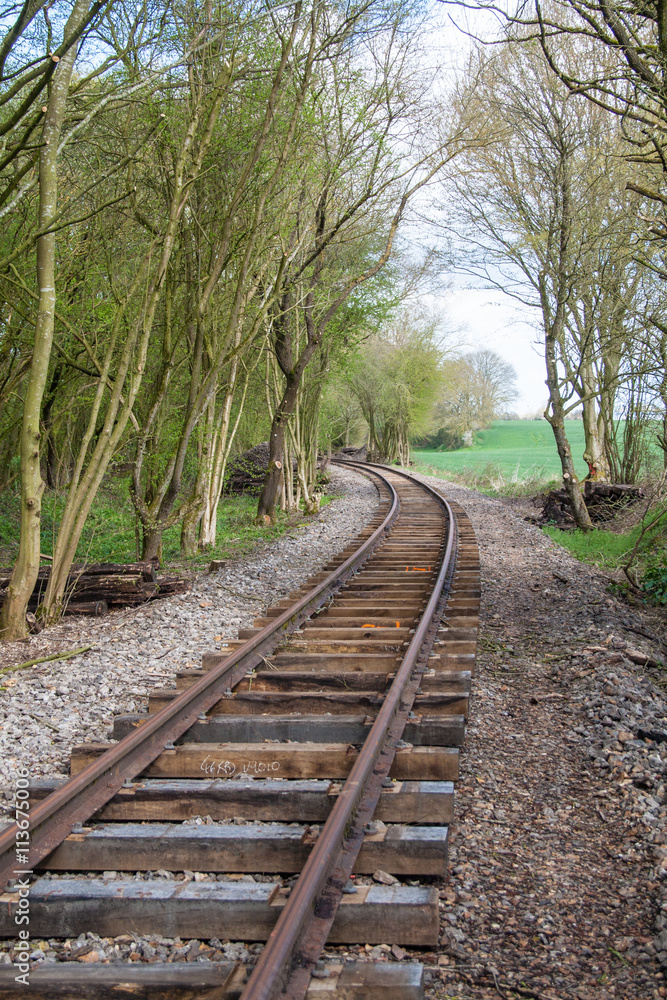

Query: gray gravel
[0,465,378,816]
[3,464,665,988]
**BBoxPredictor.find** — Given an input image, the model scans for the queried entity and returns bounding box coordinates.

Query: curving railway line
[0,462,480,1000]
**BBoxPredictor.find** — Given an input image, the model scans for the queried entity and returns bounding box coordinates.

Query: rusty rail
[240,462,458,1000]
[0,470,400,891]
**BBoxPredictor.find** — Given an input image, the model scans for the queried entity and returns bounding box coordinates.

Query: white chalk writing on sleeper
[200,754,280,777]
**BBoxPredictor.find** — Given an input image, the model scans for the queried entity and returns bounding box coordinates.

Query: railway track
[0,462,480,1000]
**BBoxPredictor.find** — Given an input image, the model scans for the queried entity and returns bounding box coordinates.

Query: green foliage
[542,523,636,567]
[348,305,446,464]
[0,482,139,565]
[418,426,465,451]
[642,562,667,605]
[544,498,667,606]
[416,458,560,497]
[430,349,518,440]
[0,480,330,570]
[168,495,320,571]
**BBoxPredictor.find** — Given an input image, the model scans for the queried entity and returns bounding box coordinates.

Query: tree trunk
[540,152,593,533]
[581,395,610,481]
[580,360,610,481]
[180,514,199,558]
[199,348,257,548]
[257,376,299,521]
[0,0,90,640]
[142,528,162,563]
[544,329,593,531]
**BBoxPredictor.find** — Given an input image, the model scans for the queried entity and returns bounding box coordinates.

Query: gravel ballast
[0,465,378,813]
[1,464,666,998]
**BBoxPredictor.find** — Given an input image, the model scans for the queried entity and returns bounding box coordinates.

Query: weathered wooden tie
[41,822,449,875]
[0,880,440,946]
[0,960,424,1000]
[31,778,455,824]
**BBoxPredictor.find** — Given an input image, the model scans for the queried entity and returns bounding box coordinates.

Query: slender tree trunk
[181,399,214,557]
[199,391,242,547]
[284,441,293,511]
[544,328,593,530]
[180,516,199,558]
[658,351,667,469]
[257,375,300,521]
[540,153,593,532]
[0,0,90,640]
[581,394,610,481]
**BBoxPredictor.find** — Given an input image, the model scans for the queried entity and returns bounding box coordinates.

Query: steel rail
[0,471,400,892]
[240,462,459,1000]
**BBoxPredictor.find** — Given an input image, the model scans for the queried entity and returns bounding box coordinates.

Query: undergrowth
[544,498,667,605]
[0,481,335,571]
[542,523,636,568]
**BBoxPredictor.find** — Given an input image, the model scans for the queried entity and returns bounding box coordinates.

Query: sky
[444,286,549,416]
[420,5,551,417]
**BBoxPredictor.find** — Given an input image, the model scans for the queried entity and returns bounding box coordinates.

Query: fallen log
[63,601,109,617]
[69,561,158,583]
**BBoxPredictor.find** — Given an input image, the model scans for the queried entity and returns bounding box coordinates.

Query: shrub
[641,561,667,605]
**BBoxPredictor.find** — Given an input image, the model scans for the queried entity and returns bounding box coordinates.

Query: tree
[0,0,243,634]
[349,307,446,464]
[254,8,483,519]
[0,0,100,640]
[437,41,662,524]
[128,0,326,558]
[435,349,517,440]
[40,19,240,612]
[450,0,667,478]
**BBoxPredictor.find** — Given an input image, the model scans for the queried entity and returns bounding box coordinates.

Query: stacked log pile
[333,445,368,462]
[225,442,270,493]
[225,442,300,493]
[539,481,644,526]
[0,561,190,617]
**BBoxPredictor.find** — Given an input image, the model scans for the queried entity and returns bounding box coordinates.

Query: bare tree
[436,41,663,524]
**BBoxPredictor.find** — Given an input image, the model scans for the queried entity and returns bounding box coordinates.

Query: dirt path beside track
[412,472,666,1000]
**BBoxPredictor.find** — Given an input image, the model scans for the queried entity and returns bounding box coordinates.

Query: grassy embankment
[412,419,588,491]
[0,483,334,572]
[413,420,666,600]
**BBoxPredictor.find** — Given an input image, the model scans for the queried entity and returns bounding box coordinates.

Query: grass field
[413,419,588,484]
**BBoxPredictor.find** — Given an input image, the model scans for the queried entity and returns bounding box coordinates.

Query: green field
[413,419,588,483]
